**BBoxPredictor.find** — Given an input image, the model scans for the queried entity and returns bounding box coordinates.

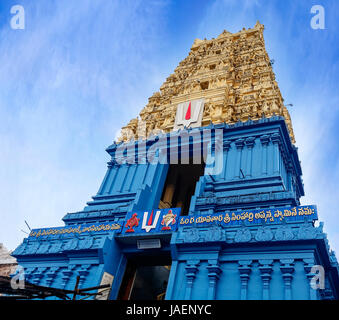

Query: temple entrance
[118,259,171,300]
[159,163,205,215]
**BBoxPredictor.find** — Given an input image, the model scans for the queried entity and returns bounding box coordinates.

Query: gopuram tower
[12,22,339,300]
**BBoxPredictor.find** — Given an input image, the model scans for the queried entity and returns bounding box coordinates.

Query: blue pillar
[234,139,245,179]
[239,260,252,300]
[280,259,294,300]
[207,260,222,300]
[259,259,273,300]
[304,260,319,300]
[184,260,200,300]
[271,133,281,175]
[260,135,270,175]
[244,137,255,177]
[222,140,231,180]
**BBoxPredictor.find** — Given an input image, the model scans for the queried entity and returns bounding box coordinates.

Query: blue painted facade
[12,116,339,299]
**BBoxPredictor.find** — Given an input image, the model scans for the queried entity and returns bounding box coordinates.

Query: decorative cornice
[176,221,324,245]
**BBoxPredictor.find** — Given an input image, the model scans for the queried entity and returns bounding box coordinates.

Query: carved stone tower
[118,21,294,144]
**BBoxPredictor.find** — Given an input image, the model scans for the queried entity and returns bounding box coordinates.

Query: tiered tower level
[12,22,339,300]
[119,21,295,144]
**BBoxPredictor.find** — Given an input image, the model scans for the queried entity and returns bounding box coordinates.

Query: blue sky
[0,0,338,256]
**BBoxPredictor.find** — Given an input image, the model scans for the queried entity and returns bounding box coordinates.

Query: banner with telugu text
[28,222,122,239]
[26,205,317,240]
[179,205,318,227]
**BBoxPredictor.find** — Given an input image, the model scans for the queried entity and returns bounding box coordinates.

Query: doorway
[118,260,171,300]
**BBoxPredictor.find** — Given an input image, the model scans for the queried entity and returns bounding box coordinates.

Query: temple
[12,22,339,300]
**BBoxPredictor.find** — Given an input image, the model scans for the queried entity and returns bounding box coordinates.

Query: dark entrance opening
[118,254,171,300]
[159,163,205,215]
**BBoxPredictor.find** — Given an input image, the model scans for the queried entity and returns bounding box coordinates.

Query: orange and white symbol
[174,98,205,131]
[142,210,161,232]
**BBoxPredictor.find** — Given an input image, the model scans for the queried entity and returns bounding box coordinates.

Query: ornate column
[260,135,270,176]
[244,137,255,177]
[206,260,222,300]
[280,259,295,300]
[234,138,245,179]
[259,259,273,300]
[238,260,252,300]
[271,133,281,175]
[184,260,200,300]
[223,140,232,180]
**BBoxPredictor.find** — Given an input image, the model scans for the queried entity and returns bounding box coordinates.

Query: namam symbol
[142,210,161,233]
